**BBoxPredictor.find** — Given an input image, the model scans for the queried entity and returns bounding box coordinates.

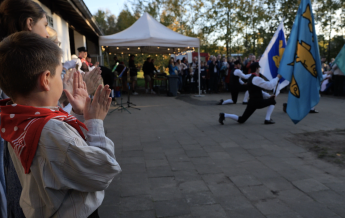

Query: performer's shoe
[242,102,248,105]
[264,119,275,124]
[219,113,225,125]
[309,109,319,113]
[217,99,224,105]
[283,103,287,113]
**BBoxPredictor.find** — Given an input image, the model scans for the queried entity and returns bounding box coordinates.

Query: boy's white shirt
[8,107,121,218]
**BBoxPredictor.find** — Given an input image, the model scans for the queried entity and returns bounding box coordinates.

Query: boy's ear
[39,71,51,91]
[26,17,34,31]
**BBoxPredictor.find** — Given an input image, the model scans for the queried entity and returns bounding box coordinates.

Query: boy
[0,32,121,218]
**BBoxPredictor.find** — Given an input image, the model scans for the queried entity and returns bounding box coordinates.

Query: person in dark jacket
[129,55,138,95]
[209,57,220,93]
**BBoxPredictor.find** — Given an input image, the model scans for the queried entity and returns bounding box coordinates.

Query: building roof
[39,0,102,41]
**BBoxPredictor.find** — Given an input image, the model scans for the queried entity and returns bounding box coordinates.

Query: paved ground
[99,92,345,218]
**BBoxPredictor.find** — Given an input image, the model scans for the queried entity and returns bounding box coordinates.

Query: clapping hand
[64,71,88,115]
[84,85,112,121]
[83,67,102,95]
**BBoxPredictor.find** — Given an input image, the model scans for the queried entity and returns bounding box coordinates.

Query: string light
[138,47,140,50]
[121,52,123,54]
[168,48,170,51]
[127,48,130,50]
[116,47,119,49]
[157,47,160,49]
[109,53,111,55]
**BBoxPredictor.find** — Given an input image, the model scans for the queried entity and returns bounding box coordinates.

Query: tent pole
[194,48,204,97]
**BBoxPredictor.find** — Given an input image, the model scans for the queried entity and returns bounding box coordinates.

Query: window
[46,15,53,28]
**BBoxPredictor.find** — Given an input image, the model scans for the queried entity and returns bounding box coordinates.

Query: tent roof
[99,13,200,54]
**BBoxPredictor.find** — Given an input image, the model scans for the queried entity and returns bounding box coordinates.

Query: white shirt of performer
[234,69,252,84]
[251,76,279,99]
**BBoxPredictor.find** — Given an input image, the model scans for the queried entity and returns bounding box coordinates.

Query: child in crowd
[0,32,121,218]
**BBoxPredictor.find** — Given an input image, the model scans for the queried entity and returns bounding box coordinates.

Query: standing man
[217,60,251,105]
[128,54,138,95]
[219,63,280,125]
[209,57,220,93]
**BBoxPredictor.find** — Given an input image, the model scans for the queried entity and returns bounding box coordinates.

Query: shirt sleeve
[40,119,121,192]
[252,77,279,90]
[239,78,244,85]
[234,69,252,79]
[262,91,271,99]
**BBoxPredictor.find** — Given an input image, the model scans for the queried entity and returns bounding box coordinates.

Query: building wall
[34,0,71,62]
[74,30,86,55]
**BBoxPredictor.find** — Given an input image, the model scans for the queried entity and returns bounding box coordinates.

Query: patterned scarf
[0,99,87,174]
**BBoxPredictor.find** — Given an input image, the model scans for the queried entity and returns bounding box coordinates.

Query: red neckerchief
[0,99,88,174]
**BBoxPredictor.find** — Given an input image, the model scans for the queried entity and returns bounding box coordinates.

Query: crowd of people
[166,54,263,95]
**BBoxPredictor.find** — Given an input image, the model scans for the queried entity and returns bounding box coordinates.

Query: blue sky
[84,0,126,16]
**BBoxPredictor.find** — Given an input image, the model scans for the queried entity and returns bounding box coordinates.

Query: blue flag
[334,44,345,75]
[259,20,289,96]
[277,0,323,124]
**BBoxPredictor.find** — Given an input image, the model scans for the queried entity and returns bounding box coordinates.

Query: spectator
[176,59,187,92]
[142,57,152,93]
[77,46,89,67]
[168,59,176,75]
[0,32,121,218]
[86,54,94,67]
[147,59,157,94]
[330,64,345,96]
[245,55,256,74]
[128,54,138,95]
[209,56,220,93]
[220,57,229,90]
[207,55,213,67]
[200,61,207,94]
[329,58,335,68]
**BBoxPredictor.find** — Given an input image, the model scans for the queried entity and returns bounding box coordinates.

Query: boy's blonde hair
[0,31,62,99]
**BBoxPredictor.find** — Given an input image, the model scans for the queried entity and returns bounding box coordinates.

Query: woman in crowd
[0,1,49,217]
[168,58,176,75]
[176,59,187,92]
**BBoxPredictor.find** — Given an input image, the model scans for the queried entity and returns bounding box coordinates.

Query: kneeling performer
[217,60,251,105]
[219,62,281,125]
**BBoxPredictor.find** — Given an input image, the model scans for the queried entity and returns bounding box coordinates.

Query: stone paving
[99,92,345,218]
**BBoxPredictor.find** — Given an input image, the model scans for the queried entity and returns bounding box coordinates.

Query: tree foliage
[94,0,345,62]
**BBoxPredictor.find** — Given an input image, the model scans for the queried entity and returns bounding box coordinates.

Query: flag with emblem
[259,20,289,96]
[334,44,345,75]
[277,0,323,124]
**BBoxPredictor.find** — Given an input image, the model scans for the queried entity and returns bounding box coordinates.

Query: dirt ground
[288,129,345,166]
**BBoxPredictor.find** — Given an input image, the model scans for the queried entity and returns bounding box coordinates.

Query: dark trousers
[238,97,276,123]
[230,85,247,104]
[230,89,239,104]
[88,209,100,218]
[333,75,345,96]
[210,74,219,92]
[201,78,206,91]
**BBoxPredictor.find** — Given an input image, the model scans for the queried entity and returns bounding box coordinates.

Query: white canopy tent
[99,12,203,96]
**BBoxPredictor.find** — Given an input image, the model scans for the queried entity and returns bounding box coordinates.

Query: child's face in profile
[50,63,63,104]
